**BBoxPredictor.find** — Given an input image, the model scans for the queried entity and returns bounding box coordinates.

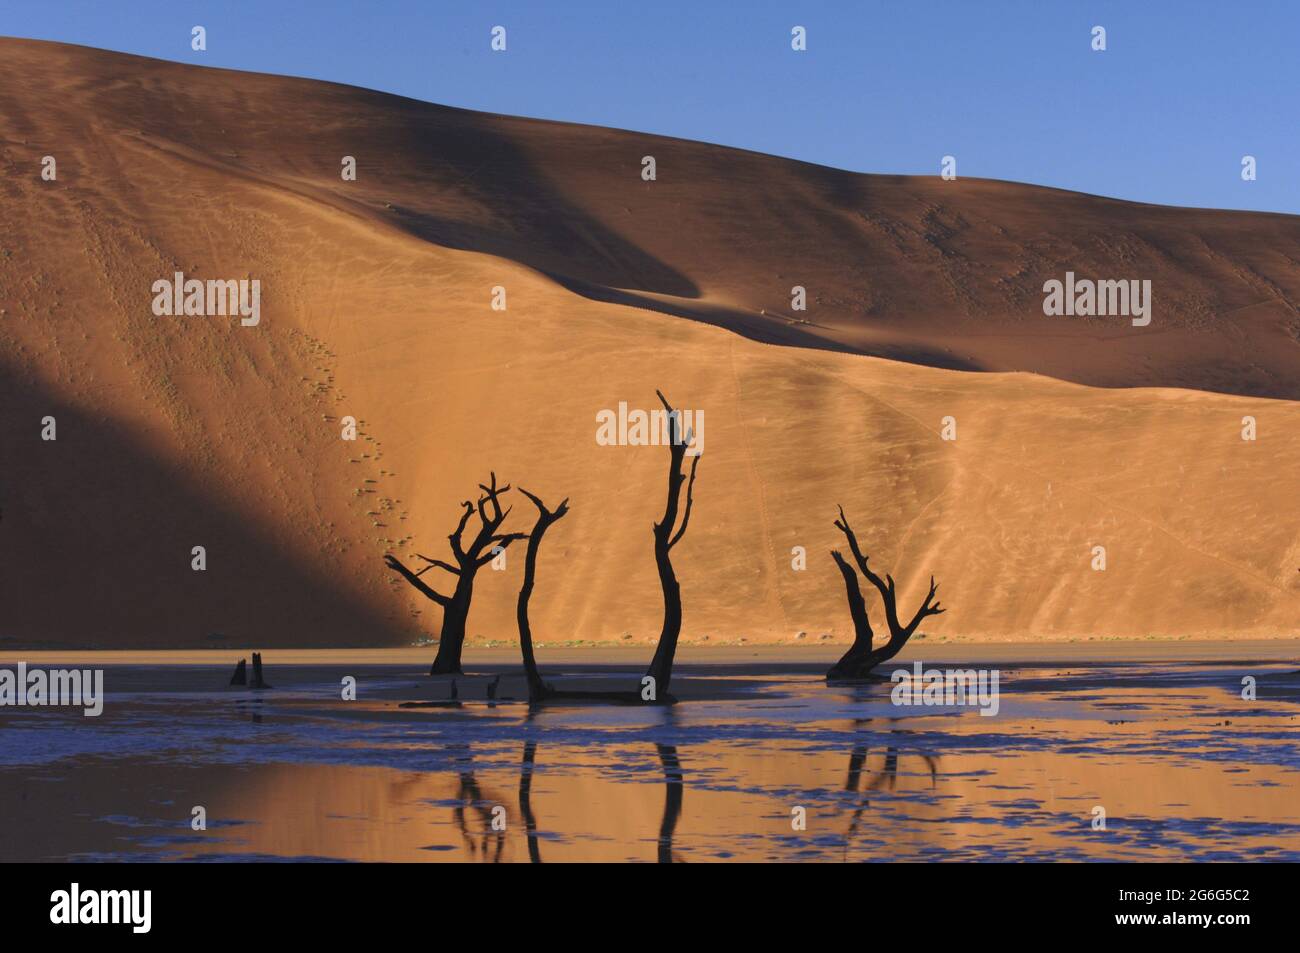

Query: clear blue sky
[8,0,1298,213]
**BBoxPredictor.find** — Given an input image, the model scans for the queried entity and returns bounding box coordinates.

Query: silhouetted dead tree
[384,472,526,675]
[644,391,700,697]
[827,506,944,680]
[516,488,569,701]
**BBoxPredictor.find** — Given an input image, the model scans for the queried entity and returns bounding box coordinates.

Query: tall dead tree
[827,506,944,680]
[644,390,700,698]
[384,472,526,675]
[516,488,569,700]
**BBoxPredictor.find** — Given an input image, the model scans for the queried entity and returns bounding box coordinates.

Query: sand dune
[0,39,1297,649]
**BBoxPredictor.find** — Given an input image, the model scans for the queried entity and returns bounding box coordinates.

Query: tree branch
[448,501,475,558]
[477,472,512,525]
[834,505,900,631]
[414,554,460,576]
[902,576,944,637]
[831,550,872,642]
[384,554,451,607]
[476,533,527,566]
[667,453,700,550]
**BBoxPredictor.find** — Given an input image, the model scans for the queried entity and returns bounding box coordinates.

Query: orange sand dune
[0,39,1297,649]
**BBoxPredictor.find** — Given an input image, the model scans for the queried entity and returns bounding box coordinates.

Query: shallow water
[1,656,1298,861]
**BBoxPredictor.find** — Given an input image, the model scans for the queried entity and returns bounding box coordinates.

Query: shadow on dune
[542,270,862,355]
[0,361,403,649]
[377,108,698,300]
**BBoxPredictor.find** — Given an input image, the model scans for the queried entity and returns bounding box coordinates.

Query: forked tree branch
[448,501,476,558]
[667,453,700,550]
[414,554,461,576]
[476,533,527,567]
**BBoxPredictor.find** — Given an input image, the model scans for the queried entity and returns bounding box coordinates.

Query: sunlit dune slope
[1,39,1296,648]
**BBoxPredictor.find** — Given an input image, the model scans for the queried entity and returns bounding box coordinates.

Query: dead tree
[516,488,569,700]
[644,391,700,698]
[827,506,944,680]
[384,472,526,675]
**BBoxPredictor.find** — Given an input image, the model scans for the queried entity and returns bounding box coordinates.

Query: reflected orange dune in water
[1,652,1296,862]
[187,722,1300,862]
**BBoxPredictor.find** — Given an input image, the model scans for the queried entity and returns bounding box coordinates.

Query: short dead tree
[384,472,526,675]
[826,506,944,680]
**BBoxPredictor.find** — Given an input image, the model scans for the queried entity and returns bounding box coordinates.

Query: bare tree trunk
[515,489,569,700]
[429,577,474,675]
[250,652,271,689]
[827,551,874,679]
[644,391,700,698]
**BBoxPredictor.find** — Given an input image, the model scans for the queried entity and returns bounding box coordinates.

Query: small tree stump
[250,652,272,690]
